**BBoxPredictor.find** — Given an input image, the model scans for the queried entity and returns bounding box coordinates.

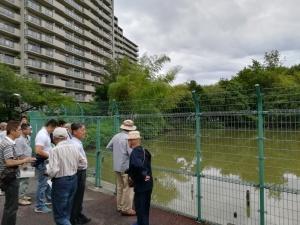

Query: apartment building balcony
[65,56,85,69]
[24,29,54,46]
[83,8,97,23]
[0,38,20,52]
[85,84,95,92]
[24,44,54,59]
[0,6,20,22]
[0,22,20,37]
[25,15,54,33]
[100,10,112,22]
[99,3,112,16]
[25,0,53,20]
[64,21,84,35]
[64,7,84,23]
[84,62,94,71]
[25,59,54,72]
[85,20,99,33]
[65,80,85,91]
[40,75,66,87]
[0,54,20,67]
[64,0,83,12]
[65,45,85,57]
[3,0,21,9]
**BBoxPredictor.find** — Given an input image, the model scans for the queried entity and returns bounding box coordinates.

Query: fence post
[95,118,102,188]
[255,84,265,225]
[192,90,202,222]
[61,104,67,116]
[112,99,120,133]
[76,102,84,116]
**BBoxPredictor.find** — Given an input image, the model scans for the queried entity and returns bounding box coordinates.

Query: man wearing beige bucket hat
[127,131,153,225]
[106,120,136,216]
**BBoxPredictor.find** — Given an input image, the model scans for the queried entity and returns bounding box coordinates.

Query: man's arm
[5,157,35,167]
[35,145,49,158]
[106,137,113,150]
[78,152,87,169]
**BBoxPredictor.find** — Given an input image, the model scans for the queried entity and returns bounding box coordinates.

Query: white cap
[53,127,68,138]
[128,131,141,140]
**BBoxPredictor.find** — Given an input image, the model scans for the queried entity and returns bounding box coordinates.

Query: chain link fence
[28,85,300,225]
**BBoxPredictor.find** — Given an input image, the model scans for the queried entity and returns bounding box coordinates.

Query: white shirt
[47,140,87,178]
[35,127,52,152]
[0,131,7,142]
[69,136,88,170]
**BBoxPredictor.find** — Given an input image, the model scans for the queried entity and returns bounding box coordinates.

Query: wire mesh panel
[28,86,300,225]
[200,112,260,225]
[263,89,300,225]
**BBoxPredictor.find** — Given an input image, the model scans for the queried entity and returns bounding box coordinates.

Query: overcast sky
[114,0,300,85]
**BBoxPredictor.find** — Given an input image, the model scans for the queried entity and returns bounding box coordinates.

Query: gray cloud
[114,0,300,85]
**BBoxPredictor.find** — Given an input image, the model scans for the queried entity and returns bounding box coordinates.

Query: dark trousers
[134,189,152,225]
[1,179,19,225]
[52,175,77,225]
[71,170,86,223]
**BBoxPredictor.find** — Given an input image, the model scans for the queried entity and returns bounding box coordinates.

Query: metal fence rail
[28,85,300,225]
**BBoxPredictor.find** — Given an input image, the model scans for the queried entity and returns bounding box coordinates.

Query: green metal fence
[28,85,300,225]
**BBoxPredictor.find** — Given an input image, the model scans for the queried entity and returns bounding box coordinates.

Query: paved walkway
[0,183,202,225]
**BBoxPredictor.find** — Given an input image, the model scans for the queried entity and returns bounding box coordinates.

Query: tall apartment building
[0,0,138,102]
[113,16,138,62]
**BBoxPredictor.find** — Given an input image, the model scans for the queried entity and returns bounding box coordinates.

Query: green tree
[0,63,73,120]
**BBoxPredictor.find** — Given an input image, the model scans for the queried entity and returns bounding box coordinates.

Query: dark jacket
[128,146,153,192]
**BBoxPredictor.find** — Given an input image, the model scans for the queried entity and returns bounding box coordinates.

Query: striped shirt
[47,140,87,178]
[0,136,17,174]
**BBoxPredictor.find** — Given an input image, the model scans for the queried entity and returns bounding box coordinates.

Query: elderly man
[106,120,136,216]
[47,127,87,225]
[0,121,36,225]
[15,123,33,206]
[127,131,153,225]
[70,123,91,225]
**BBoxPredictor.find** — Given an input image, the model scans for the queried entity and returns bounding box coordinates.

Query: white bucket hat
[128,131,141,140]
[120,120,136,131]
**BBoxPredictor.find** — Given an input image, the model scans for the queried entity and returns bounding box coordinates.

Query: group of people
[0,117,153,225]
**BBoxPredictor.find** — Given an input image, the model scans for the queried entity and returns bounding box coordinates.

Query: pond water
[93,129,300,225]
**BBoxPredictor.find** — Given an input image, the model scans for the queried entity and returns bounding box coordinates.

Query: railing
[0,54,14,64]
[0,6,15,18]
[0,22,15,33]
[0,38,14,48]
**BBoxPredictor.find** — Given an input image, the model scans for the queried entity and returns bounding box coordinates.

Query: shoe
[19,199,31,206]
[23,196,31,201]
[45,201,52,206]
[121,209,136,216]
[76,215,91,224]
[34,206,52,213]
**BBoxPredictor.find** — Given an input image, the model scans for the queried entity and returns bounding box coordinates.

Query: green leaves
[0,63,73,119]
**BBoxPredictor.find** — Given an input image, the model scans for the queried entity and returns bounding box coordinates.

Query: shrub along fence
[29,85,300,225]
